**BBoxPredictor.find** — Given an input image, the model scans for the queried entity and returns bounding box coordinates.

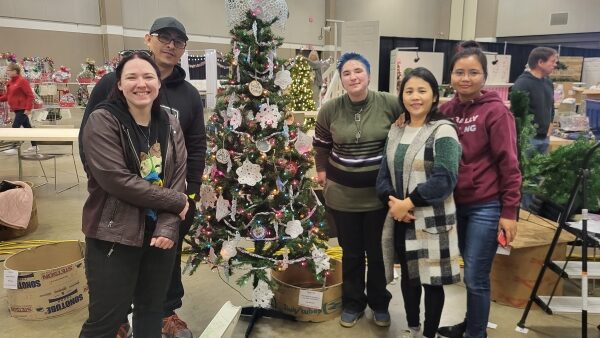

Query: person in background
[79,51,189,338]
[313,52,401,328]
[377,67,461,338]
[0,62,36,154]
[512,47,558,155]
[436,41,522,338]
[79,17,206,338]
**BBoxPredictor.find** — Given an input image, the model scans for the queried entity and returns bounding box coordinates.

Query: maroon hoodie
[440,90,521,220]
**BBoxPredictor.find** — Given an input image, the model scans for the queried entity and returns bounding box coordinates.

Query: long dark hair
[109,52,162,117]
[449,40,488,80]
[398,67,445,124]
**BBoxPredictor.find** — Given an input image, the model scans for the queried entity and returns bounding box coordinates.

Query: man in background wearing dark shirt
[512,47,558,154]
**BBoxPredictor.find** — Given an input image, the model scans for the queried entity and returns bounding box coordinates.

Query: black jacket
[79,65,206,195]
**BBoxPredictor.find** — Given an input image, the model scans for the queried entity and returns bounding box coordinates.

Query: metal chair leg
[37,160,49,183]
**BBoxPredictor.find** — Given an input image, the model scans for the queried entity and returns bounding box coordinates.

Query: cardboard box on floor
[271,259,342,322]
[3,241,88,320]
[491,211,575,308]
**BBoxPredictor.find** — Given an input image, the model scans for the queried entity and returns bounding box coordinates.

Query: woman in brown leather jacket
[79,51,189,338]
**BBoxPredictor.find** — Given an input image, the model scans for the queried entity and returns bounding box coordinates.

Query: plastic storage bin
[586,99,600,131]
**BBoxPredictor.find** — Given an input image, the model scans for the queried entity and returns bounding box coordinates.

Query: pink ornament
[285,162,298,175]
[300,260,308,268]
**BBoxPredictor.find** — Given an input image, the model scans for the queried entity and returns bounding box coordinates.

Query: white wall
[333,0,451,39]
[121,0,325,47]
[0,0,100,24]
[497,0,600,37]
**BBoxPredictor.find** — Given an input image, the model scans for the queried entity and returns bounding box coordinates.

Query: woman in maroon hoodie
[436,41,521,338]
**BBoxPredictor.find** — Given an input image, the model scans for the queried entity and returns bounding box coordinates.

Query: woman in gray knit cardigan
[376,67,461,338]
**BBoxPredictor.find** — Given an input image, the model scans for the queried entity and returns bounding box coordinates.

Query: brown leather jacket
[81,105,187,247]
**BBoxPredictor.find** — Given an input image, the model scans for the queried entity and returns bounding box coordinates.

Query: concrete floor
[1,141,599,338]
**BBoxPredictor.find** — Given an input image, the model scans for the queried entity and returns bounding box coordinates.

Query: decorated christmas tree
[187,0,329,308]
[287,55,316,111]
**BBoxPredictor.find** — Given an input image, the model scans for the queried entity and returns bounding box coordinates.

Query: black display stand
[517,142,600,337]
[240,306,296,337]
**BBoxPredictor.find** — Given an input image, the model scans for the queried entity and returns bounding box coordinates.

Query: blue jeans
[530,136,549,155]
[457,200,501,338]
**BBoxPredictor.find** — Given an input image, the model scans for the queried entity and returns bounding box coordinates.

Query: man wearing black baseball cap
[80,16,205,338]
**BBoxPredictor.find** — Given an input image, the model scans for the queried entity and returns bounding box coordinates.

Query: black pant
[163,208,194,315]
[79,235,176,338]
[12,110,36,146]
[396,221,445,338]
[330,207,391,313]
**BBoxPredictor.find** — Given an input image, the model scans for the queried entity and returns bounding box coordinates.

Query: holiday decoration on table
[21,56,54,82]
[58,89,76,107]
[76,85,90,107]
[21,57,51,83]
[287,55,316,111]
[187,0,328,308]
[0,52,17,64]
[51,66,71,83]
[77,58,96,84]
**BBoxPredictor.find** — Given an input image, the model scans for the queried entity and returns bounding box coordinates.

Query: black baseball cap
[150,17,189,41]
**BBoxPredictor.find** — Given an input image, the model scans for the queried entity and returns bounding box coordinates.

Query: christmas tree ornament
[255,139,272,153]
[252,280,274,308]
[230,197,238,221]
[228,107,242,129]
[294,130,313,154]
[311,245,331,274]
[285,219,303,239]
[248,80,264,96]
[250,225,267,239]
[216,195,231,221]
[226,0,288,30]
[220,239,238,260]
[236,159,262,186]
[274,68,292,90]
[256,103,281,129]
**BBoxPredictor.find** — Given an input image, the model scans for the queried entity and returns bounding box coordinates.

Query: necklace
[353,108,363,144]
[134,121,152,149]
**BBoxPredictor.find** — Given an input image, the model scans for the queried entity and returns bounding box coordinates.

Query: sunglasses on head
[118,50,153,58]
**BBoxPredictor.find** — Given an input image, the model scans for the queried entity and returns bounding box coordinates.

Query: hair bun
[458,40,482,52]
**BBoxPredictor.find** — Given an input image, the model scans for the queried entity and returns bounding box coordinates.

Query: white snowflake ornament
[311,245,331,275]
[200,184,218,209]
[294,130,313,154]
[228,107,242,129]
[216,148,233,172]
[225,0,289,30]
[252,280,274,308]
[285,219,303,239]
[256,103,281,129]
[274,69,292,90]
[216,195,231,221]
[236,159,262,186]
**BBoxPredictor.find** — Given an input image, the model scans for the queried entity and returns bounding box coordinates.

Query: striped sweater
[313,90,401,212]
